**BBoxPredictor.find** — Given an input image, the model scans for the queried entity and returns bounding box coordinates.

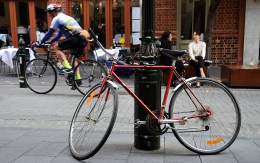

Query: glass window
[131,0,141,53]
[89,0,106,47]
[34,1,47,43]
[0,1,11,47]
[16,1,30,46]
[72,0,84,27]
[194,0,205,34]
[180,0,206,40]
[112,0,125,48]
[35,2,47,33]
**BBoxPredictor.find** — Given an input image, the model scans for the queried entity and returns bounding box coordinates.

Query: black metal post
[141,0,155,40]
[18,36,27,88]
[134,69,161,150]
[134,0,161,150]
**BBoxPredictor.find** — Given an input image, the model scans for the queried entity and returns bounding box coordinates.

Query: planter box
[221,65,260,87]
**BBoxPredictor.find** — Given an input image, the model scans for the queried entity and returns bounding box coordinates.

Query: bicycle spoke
[74,60,107,95]
[69,83,118,160]
[169,78,241,154]
[25,59,57,94]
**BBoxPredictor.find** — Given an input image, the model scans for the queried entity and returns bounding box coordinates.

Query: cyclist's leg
[69,83,118,160]
[54,37,80,72]
[168,78,241,154]
[74,59,107,95]
[72,35,91,91]
[73,48,85,81]
[73,57,80,79]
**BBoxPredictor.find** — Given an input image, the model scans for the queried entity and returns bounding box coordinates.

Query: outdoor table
[0,47,35,69]
[94,48,120,62]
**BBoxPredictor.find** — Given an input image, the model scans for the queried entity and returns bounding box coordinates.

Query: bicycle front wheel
[25,59,57,94]
[69,83,118,160]
[74,59,107,95]
[168,78,241,154]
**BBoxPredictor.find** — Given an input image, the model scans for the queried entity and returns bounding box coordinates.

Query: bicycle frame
[99,61,211,125]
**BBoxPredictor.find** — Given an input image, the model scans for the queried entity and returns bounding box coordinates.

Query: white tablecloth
[94,48,120,62]
[36,31,45,42]
[0,48,35,69]
[0,34,7,42]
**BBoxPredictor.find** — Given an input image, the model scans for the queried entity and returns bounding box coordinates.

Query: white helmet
[46,4,62,12]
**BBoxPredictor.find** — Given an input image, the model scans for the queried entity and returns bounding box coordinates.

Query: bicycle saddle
[160,49,186,58]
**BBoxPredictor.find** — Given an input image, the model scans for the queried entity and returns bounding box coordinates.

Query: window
[177,0,209,50]
[0,2,4,16]
[16,2,29,45]
[131,0,141,44]
[89,0,106,47]
[72,1,84,27]
[0,1,10,34]
[180,0,206,40]
[112,0,125,48]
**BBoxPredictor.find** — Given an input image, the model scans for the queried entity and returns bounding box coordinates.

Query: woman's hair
[193,31,201,36]
[160,31,173,50]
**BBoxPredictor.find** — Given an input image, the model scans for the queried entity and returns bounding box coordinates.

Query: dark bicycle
[24,43,107,95]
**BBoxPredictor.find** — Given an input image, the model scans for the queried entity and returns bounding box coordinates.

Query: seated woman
[160,31,185,86]
[188,31,206,87]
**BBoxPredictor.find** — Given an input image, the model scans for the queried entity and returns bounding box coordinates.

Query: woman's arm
[188,43,196,61]
[201,42,206,59]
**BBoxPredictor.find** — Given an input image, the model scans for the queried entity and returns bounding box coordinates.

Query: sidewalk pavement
[0,75,260,163]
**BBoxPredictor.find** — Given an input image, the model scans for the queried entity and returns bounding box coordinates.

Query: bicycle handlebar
[31,42,52,54]
[87,28,117,58]
[87,28,98,41]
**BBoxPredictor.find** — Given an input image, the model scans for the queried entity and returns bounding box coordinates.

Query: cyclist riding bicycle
[35,3,90,85]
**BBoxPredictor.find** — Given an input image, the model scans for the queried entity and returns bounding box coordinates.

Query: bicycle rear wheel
[74,59,107,95]
[69,83,118,160]
[168,78,241,154]
[25,58,57,94]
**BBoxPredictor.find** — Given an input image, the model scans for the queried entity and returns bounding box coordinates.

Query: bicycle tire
[25,58,57,94]
[69,83,118,160]
[74,59,107,95]
[168,78,241,154]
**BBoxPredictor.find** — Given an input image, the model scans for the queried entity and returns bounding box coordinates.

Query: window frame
[176,0,210,50]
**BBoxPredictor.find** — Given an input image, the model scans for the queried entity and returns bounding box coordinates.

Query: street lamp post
[134,0,161,150]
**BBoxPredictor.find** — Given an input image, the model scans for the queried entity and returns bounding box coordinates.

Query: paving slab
[0,75,260,162]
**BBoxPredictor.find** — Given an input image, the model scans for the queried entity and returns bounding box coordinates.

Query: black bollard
[134,69,161,150]
[18,36,27,88]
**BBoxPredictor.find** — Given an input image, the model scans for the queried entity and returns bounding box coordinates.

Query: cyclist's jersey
[50,12,82,38]
[40,12,90,45]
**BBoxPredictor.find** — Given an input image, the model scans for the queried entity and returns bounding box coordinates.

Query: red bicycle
[69,28,241,160]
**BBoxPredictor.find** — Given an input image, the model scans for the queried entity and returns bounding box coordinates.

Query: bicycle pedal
[71,86,76,90]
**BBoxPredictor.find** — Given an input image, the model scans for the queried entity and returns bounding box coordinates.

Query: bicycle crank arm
[134,120,146,128]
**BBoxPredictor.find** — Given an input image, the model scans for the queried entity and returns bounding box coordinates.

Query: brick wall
[211,0,240,65]
[211,37,239,65]
[48,0,68,14]
[155,0,177,37]
[155,0,241,66]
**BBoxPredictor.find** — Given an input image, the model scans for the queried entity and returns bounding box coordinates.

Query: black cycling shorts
[58,34,88,57]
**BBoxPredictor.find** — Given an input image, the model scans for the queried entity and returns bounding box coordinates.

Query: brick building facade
[3,0,259,67]
[155,0,243,66]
